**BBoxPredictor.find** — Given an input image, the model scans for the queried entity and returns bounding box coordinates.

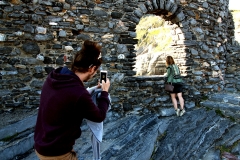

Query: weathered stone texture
[0,0,238,125]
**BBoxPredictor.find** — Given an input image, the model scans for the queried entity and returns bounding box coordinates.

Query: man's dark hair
[71,40,102,73]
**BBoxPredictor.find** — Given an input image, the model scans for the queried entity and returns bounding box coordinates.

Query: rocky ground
[0,108,38,129]
[0,92,240,160]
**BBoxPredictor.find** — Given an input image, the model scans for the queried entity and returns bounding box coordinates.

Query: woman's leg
[177,92,184,110]
[170,93,178,110]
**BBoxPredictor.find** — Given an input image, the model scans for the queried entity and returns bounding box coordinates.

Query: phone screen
[100,71,107,83]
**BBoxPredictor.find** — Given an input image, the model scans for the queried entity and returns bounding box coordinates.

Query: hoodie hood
[47,67,83,89]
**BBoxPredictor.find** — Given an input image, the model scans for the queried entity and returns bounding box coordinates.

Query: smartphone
[100,70,107,83]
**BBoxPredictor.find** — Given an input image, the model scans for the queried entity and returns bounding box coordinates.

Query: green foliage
[136,15,172,53]
[216,145,231,153]
[205,107,211,111]
[216,140,240,156]
[150,131,167,160]
[214,109,236,122]
[157,131,167,141]
[136,15,165,30]
[201,95,208,100]
[229,116,236,122]
[215,109,225,117]
[230,10,240,45]
[231,10,240,20]
[1,133,18,142]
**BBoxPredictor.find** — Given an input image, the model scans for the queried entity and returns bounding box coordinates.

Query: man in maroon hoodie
[34,40,110,160]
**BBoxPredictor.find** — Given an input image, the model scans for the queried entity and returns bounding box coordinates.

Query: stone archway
[116,1,192,77]
[134,15,175,76]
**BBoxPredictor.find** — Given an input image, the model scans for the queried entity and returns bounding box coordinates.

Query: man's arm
[77,90,109,122]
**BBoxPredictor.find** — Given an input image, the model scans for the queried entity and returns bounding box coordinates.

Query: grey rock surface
[152,108,236,160]
[20,108,240,160]
[0,133,34,160]
[0,93,240,160]
[0,115,37,140]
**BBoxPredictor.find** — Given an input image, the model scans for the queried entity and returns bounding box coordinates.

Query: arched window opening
[134,14,178,76]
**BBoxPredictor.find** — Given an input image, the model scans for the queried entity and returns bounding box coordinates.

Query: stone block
[34,34,54,41]
[151,0,158,10]
[159,0,165,9]
[158,108,175,117]
[165,0,172,10]
[145,1,153,11]
[133,8,143,18]
[138,3,148,13]
[169,3,178,15]
[173,11,185,22]
[111,11,123,19]
[123,102,133,111]
[94,10,108,17]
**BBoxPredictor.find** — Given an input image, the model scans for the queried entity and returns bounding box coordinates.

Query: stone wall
[0,0,238,117]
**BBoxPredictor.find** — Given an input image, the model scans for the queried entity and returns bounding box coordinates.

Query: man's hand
[97,79,101,88]
[101,78,110,92]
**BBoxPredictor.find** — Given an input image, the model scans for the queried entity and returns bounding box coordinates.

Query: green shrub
[136,15,172,53]
[215,109,225,117]
[1,133,18,142]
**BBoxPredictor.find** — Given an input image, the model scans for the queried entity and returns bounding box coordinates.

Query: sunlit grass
[231,10,240,21]
[136,15,165,30]
[136,15,172,53]
[230,10,240,45]
[134,14,174,76]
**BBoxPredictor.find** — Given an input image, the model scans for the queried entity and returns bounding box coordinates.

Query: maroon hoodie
[34,67,109,156]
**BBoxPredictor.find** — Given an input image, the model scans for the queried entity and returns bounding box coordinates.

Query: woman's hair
[166,56,175,66]
[71,40,102,73]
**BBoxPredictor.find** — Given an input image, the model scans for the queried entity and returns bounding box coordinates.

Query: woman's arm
[166,67,173,83]
[166,67,171,77]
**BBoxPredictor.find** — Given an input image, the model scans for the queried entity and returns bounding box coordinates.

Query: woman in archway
[165,56,185,116]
